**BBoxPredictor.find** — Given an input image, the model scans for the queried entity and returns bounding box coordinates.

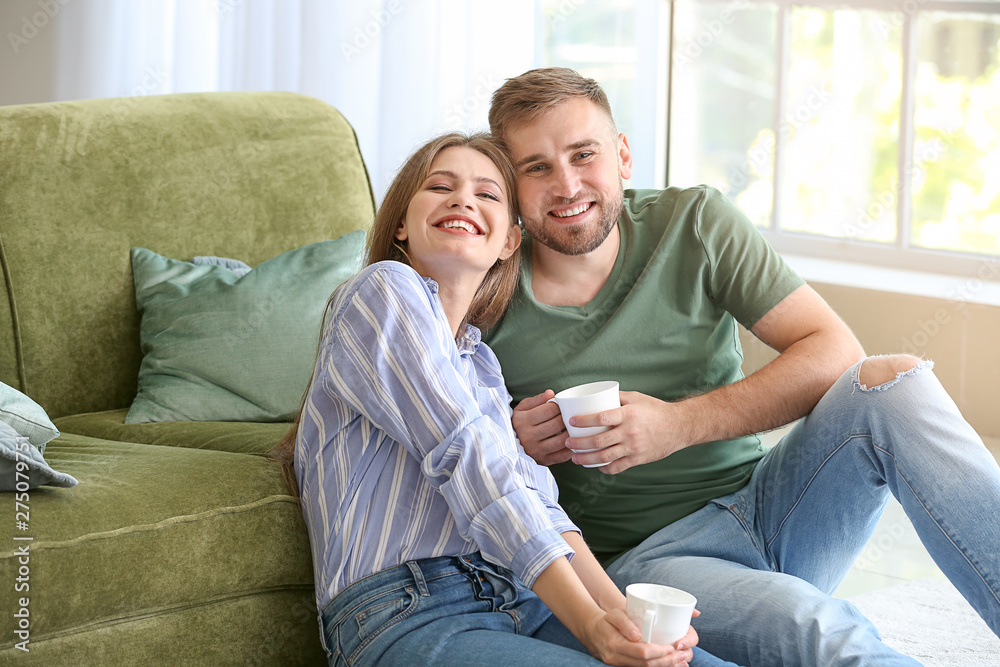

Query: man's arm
[545,285,865,472]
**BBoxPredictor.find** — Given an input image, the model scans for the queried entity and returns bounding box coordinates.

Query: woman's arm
[562,532,629,611]
[561,532,699,661]
[532,555,693,667]
[322,263,572,584]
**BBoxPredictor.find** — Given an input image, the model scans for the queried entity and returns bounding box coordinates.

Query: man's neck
[530,225,621,307]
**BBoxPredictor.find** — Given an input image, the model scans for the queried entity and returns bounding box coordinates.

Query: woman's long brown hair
[269,132,521,498]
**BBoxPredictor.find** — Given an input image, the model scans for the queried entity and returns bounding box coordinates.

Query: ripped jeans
[608,357,1000,666]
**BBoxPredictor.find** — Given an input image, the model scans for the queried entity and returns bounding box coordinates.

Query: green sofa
[0,92,375,665]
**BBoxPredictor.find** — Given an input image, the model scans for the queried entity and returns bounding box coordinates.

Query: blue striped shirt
[295,261,578,610]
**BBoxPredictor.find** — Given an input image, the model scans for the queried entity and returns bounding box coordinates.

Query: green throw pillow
[126,232,366,423]
[0,381,60,452]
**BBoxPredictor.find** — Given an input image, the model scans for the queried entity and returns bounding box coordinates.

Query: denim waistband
[320,553,516,634]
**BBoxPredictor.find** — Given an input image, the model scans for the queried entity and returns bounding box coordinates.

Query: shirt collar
[458,324,481,355]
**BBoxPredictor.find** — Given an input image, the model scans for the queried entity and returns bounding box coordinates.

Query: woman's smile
[396,145,519,279]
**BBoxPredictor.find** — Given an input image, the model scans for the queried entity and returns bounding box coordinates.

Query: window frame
[667,0,1000,277]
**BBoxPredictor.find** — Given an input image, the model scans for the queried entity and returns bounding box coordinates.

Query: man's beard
[522,187,624,257]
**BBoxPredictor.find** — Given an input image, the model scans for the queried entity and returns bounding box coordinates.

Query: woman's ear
[394,219,408,241]
[498,224,522,261]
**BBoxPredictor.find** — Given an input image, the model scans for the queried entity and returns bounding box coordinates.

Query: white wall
[0,0,61,106]
[741,282,1000,445]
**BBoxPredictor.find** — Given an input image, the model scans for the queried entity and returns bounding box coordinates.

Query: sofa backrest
[0,92,375,419]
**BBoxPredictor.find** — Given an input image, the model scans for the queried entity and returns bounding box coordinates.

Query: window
[669,0,1000,272]
[540,0,671,190]
[538,0,1000,274]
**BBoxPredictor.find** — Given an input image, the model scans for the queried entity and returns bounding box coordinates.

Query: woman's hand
[554,532,699,665]
[580,607,696,667]
[675,609,701,655]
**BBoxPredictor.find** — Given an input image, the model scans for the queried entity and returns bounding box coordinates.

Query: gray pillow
[0,381,60,452]
[193,255,252,277]
[0,421,77,491]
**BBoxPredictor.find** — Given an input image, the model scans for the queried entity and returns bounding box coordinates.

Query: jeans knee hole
[856,355,930,392]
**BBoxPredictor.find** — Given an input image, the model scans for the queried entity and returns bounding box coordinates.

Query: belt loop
[406,561,430,597]
[317,613,332,657]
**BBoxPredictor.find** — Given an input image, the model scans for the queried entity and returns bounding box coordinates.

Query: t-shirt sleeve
[694,187,806,329]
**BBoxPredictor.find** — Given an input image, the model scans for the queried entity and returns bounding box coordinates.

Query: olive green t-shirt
[484,185,805,564]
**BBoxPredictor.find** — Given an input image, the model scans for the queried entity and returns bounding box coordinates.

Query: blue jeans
[319,552,738,666]
[608,358,1000,666]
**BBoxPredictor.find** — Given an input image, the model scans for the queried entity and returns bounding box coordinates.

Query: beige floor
[757,429,1000,599]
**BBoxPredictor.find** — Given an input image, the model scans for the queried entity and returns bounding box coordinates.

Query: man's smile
[549,201,594,220]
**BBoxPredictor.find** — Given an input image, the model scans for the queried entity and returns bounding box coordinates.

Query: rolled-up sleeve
[320,264,572,586]
[531,470,581,538]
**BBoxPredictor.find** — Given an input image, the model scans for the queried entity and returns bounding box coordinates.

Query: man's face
[505,97,633,256]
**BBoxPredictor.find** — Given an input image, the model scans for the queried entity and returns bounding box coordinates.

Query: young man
[484,67,1000,666]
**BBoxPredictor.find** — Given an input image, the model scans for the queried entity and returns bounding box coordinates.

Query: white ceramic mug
[625,583,697,646]
[547,381,620,467]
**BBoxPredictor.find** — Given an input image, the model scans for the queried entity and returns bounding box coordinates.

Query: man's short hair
[489,67,616,142]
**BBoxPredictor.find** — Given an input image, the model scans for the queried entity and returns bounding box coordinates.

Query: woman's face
[396,146,519,281]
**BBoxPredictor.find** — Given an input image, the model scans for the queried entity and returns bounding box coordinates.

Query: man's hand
[567,286,864,475]
[512,390,573,466]
[565,391,694,473]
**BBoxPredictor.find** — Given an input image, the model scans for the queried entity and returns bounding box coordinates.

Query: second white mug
[625,583,697,646]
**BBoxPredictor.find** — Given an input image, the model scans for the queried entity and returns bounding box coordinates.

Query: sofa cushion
[1,589,324,665]
[0,433,324,664]
[55,409,288,455]
[0,92,375,420]
[0,381,59,451]
[127,232,364,424]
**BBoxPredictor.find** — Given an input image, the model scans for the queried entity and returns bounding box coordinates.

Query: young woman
[272,133,730,667]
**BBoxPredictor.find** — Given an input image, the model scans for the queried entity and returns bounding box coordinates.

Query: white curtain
[53,0,537,199]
